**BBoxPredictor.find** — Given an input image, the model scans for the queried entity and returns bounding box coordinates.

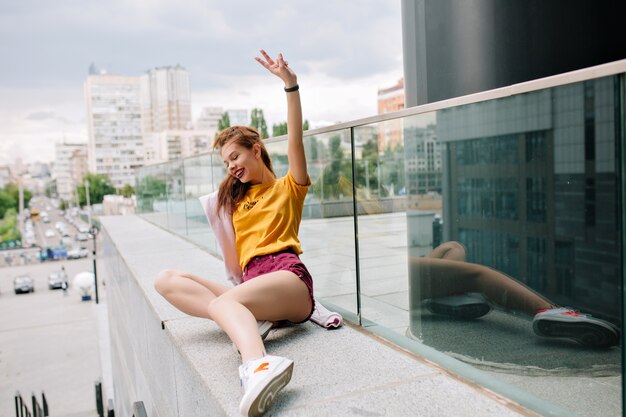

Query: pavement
[0,258,101,417]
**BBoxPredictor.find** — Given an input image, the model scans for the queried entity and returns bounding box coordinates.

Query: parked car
[45,229,56,238]
[14,275,34,294]
[67,247,89,259]
[48,271,66,290]
[75,233,89,241]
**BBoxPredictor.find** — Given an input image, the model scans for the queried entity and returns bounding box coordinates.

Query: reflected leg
[411,256,554,315]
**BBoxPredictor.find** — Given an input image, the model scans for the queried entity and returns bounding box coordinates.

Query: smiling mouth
[234,168,244,179]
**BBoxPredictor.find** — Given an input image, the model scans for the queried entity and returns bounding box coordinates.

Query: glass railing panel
[165,159,187,237]
[136,163,169,229]
[267,129,359,317]
[182,154,220,253]
[403,75,622,417]
[352,119,414,333]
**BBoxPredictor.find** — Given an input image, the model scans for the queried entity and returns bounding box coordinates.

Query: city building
[0,165,12,188]
[84,73,144,189]
[103,194,136,216]
[195,106,223,139]
[143,130,213,164]
[27,162,51,179]
[70,148,89,189]
[226,108,250,127]
[404,123,441,196]
[53,142,87,202]
[140,65,192,133]
[377,78,405,151]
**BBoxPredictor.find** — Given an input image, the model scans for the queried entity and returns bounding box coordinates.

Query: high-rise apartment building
[54,142,87,202]
[377,78,405,151]
[84,74,144,189]
[140,66,192,133]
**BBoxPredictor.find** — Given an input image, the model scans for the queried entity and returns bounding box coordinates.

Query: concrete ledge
[99,215,529,417]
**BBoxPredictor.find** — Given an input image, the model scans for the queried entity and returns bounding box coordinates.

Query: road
[0,252,102,417]
[1,196,93,268]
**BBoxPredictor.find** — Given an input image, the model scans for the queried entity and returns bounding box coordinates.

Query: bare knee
[154,269,179,296]
[433,241,466,261]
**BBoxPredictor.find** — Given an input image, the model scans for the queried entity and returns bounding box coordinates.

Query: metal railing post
[95,380,104,417]
[107,399,115,417]
[41,392,48,417]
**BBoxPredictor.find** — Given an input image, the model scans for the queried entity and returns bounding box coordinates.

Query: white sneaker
[233,321,273,353]
[239,355,293,417]
[533,307,619,348]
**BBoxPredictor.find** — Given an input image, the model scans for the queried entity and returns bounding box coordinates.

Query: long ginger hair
[213,126,274,215]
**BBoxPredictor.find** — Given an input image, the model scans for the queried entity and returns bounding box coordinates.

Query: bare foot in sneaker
[239,355,294,417]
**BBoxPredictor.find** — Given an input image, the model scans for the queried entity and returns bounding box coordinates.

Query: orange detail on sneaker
[254,362,269,373]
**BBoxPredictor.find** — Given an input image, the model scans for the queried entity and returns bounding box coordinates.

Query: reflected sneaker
[239,355,293,417]
[423,293,492,319]
[233,321,273,353]
[532,307,619,348]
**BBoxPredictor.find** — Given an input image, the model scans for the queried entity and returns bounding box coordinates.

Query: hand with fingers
[255,49,298,89]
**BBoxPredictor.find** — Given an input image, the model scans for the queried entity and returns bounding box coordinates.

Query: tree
[0,208,20,242]
[0,190,16,219]
[0,183,32,219]
[250,108,268,138]
[218,112,231,132]
[75,173,116,206]
[272,119,310,137]
[119,184,135,198]
[272,122,288,137]
[137,176,166,211]
[311,135,352,200]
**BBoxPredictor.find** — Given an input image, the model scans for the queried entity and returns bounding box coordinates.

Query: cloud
[0,0,403,165]
[25,111,56,121]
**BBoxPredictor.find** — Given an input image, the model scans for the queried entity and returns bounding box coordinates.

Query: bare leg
[413,242,555,315]
[427,241,467,261]
[208,271,312,362]
[154,269,231,318]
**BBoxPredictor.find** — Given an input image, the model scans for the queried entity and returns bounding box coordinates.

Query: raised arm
[255,50,307,185]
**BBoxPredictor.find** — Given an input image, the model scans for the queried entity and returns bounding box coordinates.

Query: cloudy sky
[0,0,403,166]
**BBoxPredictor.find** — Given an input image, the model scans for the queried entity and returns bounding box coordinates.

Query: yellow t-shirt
[233,170,311,270]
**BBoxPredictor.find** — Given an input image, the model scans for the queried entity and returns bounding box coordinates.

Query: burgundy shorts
[242,249,315,323]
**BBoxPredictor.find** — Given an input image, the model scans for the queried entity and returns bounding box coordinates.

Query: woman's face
[220,139,261,183]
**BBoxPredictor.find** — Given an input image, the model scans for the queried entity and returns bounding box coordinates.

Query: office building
[84,74,144,189]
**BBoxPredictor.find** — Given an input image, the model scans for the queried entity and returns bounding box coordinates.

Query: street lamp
[90,225,100,304]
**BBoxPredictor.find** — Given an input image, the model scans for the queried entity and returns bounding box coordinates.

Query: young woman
[154,50,314,417]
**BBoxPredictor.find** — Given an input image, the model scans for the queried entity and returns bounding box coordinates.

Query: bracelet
[284,84,299,93]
